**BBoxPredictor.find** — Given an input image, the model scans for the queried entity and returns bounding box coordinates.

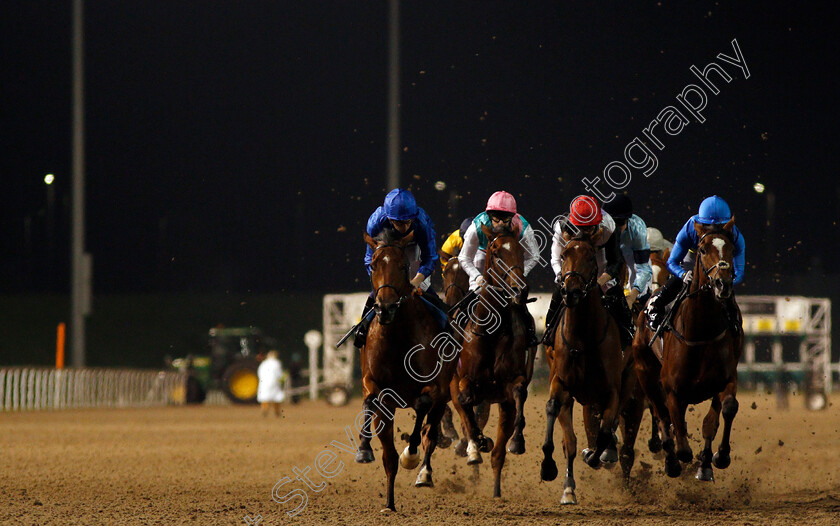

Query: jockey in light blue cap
[645,195,746,331]
[355,188,446,348]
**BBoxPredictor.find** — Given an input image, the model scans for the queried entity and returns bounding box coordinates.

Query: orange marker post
[56,322,66,370]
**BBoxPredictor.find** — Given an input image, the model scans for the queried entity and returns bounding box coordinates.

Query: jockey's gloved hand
[469,275,485,292]
[682,270,693,284]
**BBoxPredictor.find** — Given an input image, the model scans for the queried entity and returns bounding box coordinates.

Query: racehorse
[356,229,457,511]
[539,227,641,505]
[439,251,491,455]
[649,248,672,293]
[449,223,535,498]
[633,218,743,481]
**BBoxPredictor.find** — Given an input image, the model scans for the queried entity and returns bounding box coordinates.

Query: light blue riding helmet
[696,195,732,225]
[383,189,418,221]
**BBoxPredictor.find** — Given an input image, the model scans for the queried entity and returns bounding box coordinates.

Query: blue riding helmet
[383,189,418,221]
[696,195,732,225]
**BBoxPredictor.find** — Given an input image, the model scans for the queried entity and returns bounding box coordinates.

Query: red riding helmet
[569,195,602,226]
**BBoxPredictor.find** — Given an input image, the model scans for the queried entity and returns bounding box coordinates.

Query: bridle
[689,231,733,297]
[484,234,526,299]
[371,243,411,316]
[558,243,598,299]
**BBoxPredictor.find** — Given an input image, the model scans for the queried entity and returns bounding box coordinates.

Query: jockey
[458,191,540,346]
[354,188,447,348]
[644,195,746,331]
[439,217,474,271]
[542,195,624,346]
[602,194,653,310]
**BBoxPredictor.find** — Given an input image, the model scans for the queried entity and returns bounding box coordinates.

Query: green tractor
[170,326,275,404]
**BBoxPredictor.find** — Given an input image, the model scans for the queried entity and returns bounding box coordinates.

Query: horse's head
[481,222,528,305]
[364,229,414,325]
[558,227,602,307]
[694,217,736,301]
[441,252,468,307]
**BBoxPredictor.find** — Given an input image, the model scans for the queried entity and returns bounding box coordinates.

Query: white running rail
[0,368,187,411]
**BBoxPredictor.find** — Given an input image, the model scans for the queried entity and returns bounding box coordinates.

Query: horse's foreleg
[665,391,692,464]
[557,391,578,505]
[450,374,479,462]
[580,404,600,467]
[633,342,678,474]
[416,401,446,488]
[540,376,562,483]
[697,395,721,482]
[457,376,489,463]
[714,376,739,470]
[438,404,458,449]
[647,404,662,453]
[618,393,645,484]
[507,381,528,455]
[491,400,517,498]
[375,413,399,512]
[589,388,619,469]
[400,393,432,470]
[355,376,378,463]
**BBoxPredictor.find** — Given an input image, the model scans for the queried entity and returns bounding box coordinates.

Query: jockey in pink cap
[458,191,540,346]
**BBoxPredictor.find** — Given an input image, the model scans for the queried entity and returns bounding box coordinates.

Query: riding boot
[541,287,564,346]
[353,294,376,349]
[644,275,684,330]
[523,310,540,348]
[605,286,635,348]
[422,288,449,313]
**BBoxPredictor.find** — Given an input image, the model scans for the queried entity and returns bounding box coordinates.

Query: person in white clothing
[257,350,286,417]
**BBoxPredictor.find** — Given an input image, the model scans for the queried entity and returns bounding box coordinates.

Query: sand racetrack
[2,390,839,525]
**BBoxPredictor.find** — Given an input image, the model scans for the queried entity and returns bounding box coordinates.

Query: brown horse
[357,229,457,511]
[450,223,535,498]
[649,248,672,293]
[633,218,743,481]
[539,228,636,505]
[439,251,491,455]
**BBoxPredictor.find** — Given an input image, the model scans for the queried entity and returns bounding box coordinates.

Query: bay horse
[439,251,491,456]
[633,218,743,481]
[356,229,457,511]
[539,227,642,505]
[450,223,535,498]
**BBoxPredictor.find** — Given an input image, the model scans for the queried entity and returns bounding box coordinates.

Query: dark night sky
[1,1,837,295]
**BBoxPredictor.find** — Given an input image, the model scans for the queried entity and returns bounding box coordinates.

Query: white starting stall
[317,293,835,407]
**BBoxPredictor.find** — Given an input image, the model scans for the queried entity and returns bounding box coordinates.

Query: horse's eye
[699,246,706,255]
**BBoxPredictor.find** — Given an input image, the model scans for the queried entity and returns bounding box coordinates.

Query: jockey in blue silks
[644,195,746,331]
[355,188,447,348]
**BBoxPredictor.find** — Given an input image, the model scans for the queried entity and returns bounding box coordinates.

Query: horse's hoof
[560,487,577,505]
[676,447,693,464]
[665,457,682,478]
[415,466,434,488]
[479,437,494,453]
[582,448,601,469]
[454,438,468,457]
[437,434,453,449]
[648,436,663,453]
[399,446,421,470]
[600,448,618,466]
[466,440,483,465]
[507,436,526,455]
[695,466,715,482]
[540,459,558,481]
[355,449,375,464]
[713,451,731,469]
[380,507,396,514]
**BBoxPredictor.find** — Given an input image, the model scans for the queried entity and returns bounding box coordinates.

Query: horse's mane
[374,226,405,246]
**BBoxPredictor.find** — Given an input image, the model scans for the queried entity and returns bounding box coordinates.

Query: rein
[371,243,411,313]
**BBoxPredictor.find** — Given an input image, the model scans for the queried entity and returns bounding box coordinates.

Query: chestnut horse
[539,228,641,505]
[439,252,491,455]
[649,247,672,293]
[450,223,536,498]
[633,218,743,481]
[356,229,457,511]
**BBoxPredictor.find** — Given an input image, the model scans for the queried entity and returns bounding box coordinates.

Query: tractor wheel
[222,360,260,404]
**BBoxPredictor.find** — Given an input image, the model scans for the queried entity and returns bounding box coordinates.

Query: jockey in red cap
[542,195,628,346]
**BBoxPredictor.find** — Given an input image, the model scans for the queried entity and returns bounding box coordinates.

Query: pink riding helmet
[486,191,517,214]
